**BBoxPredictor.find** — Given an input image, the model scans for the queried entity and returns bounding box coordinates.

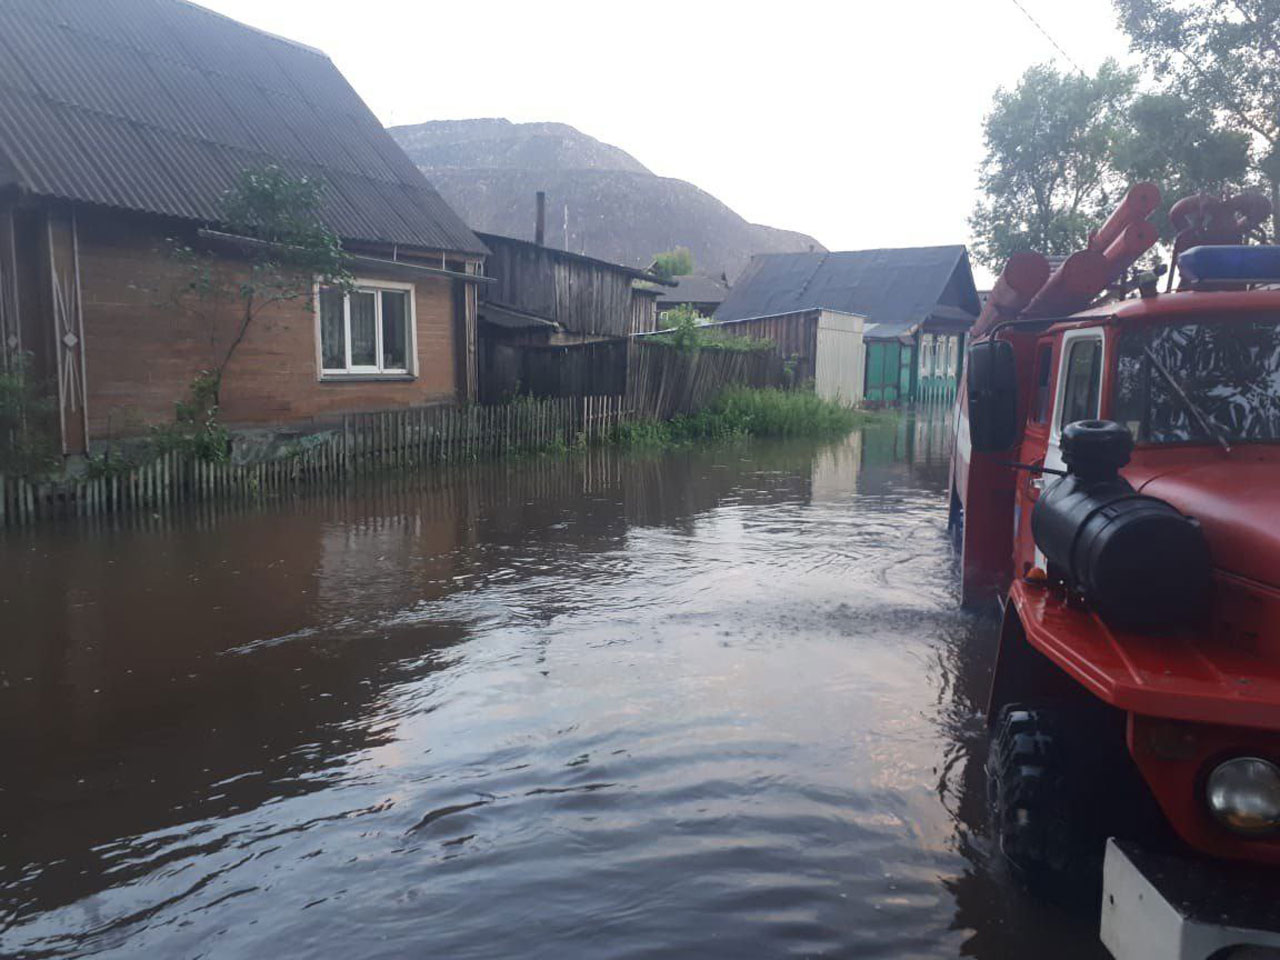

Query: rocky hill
[388,119,824,280]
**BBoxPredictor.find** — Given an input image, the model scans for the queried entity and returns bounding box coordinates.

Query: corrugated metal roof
[0,0,485,254]
[714,246,980,338]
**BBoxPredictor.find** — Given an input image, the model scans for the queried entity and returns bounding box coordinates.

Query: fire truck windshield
[1114,318,1280,445]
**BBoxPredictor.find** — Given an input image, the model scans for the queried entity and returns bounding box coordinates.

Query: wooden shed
[696,308,867,406]
[475,232,672,401]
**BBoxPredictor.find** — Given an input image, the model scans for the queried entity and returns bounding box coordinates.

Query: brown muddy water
[0,415,1106,959]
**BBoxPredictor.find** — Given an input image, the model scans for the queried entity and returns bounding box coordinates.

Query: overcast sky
[199,0,1134,284]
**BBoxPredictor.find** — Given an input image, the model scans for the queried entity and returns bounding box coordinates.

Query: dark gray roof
[657,273,730,307]
[0,0,484,254]
[714,246,979,338]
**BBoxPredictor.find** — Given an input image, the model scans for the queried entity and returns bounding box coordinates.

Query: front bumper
[1101,839,1280,960]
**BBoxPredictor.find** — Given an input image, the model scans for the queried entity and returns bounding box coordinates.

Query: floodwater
[0,415,1107,959]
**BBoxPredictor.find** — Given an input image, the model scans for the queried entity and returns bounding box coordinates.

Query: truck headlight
[1206,757,1280,834]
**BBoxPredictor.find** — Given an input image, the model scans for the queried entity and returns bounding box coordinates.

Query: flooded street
[1,417,1105,959]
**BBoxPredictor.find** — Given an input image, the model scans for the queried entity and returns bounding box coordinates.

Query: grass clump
[614,387,875,449]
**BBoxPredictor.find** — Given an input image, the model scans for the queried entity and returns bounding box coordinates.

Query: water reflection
[1,412,1102,958]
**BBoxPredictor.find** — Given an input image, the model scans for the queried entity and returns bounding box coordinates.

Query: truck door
[1045,328,1105,475]
[1033,328,1105,569]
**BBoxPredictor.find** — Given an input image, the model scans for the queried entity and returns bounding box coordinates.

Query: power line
[1007,0,1086,74]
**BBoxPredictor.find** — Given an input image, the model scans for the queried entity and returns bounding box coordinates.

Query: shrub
[650,305,773,354]
[0,354,59,477]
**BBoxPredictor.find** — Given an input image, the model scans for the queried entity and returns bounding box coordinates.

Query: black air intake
[1031,421,1211,629]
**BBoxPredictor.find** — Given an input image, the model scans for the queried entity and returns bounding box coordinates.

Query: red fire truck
[952,185,1280,959]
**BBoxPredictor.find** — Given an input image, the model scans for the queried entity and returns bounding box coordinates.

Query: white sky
[199,0,1134,285]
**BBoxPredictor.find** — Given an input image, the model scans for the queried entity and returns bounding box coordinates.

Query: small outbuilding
[698,308,867,406]
[475,232,673,401]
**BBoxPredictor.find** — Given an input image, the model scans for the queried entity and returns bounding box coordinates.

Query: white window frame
[314,278,418,379]
[1050,328,1106,441]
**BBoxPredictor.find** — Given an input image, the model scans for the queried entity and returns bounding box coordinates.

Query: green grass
[613,387,878,449]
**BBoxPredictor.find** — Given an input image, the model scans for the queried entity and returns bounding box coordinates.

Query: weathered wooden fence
[0,395,629,527]
[626,341,784,420]
[2,343,791,528]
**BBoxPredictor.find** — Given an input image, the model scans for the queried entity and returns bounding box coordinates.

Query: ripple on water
[0,425,1107,959]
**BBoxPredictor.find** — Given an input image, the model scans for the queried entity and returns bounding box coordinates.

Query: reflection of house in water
[810,433,864,502]
[855,411,955,496]
[314,491,472,614]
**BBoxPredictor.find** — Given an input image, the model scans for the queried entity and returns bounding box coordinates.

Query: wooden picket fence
[0,395,629,528]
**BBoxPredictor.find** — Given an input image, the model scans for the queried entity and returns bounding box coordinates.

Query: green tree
[651,246,694,280]
[1114,0,1280,237]
[0,353,58,476]
[969,60,1136,269]
[172,164,352,406]
[1114,92,1252,238]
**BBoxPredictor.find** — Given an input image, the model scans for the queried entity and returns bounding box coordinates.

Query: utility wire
[1007,0,1086,74]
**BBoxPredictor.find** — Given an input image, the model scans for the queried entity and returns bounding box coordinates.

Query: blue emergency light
[1177,245,1280,286]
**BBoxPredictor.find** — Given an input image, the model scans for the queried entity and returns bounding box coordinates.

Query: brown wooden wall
[74,209,466,441]
[701,311,820,383]
[482,236,641,338]
[631,293,659,335]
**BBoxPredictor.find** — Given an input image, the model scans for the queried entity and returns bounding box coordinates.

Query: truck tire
[987,703,1102,895]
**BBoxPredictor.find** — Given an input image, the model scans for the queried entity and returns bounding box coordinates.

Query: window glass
[1033,344,1053,423]
[319,283,413,376]
[1059,338,1102,428]
[381,290,408,371]
[1114,319,1280,443]
[319,285,346,370]
[349,290,377,368]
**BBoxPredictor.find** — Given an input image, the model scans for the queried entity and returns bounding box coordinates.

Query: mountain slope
[388,119,825,280]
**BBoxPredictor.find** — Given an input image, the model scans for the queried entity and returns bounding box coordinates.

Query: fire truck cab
[953,208,1280,958]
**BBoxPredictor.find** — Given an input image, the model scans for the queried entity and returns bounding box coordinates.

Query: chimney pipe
[535,191,546,246]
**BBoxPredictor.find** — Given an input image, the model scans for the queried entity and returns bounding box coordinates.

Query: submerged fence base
[1,395,629,528]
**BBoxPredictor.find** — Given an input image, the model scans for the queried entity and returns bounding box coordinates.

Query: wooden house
[0,0,488,456]
[714,247,980,404]
[475,232,672,400]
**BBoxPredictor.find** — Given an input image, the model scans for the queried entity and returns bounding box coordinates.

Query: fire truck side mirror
[967,340,1019,452]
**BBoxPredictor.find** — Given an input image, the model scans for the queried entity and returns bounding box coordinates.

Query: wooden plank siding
[74,208,465,442]
[480,235,652,338]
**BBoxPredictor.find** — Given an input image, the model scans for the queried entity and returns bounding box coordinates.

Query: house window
[318,281,414,377]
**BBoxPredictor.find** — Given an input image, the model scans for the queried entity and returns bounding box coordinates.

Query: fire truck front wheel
[987,703,1109,896]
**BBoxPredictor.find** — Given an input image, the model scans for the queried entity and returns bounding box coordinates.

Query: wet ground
[0,415,1107,959]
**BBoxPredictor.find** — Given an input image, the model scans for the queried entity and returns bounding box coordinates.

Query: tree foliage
[969,61,1137,269]
[651,246,694,280]
[172,164,352,405]
[1114,0,1280,236]
[1114,92,1252,237]
[0,353,59,476]
[970,51,1260,268]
